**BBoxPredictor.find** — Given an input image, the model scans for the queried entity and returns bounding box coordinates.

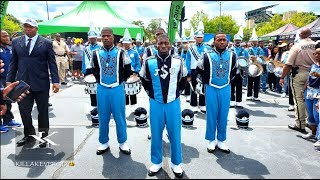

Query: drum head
[267,62,275,72]
[84,75,96,83]
[248,63,263,77]
[274,67,283,77]
[238,58,248,68]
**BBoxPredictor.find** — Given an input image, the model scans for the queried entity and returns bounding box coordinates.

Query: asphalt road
[1,78,320,179]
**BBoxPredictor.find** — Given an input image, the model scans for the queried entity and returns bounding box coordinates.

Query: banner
[168,1,184,44]
[0,1,9,30]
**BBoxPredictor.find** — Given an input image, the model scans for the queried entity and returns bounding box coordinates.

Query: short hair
[156,34,170,44]
[316,42,320,49]
[154,27,165,34]
[214,32,226,40]
[101,27,113,34]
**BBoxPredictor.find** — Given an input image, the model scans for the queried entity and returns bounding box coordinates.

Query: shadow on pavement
[246,100,287,108]
[0,129,23,145]
[162,141,200,164]
[7,144,66,178]
[214,151,270,179]
[101,150,147,179]
[241,108,277,118]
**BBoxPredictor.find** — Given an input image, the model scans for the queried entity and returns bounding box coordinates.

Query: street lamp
[46,1,49,20]
[217,1,224,32]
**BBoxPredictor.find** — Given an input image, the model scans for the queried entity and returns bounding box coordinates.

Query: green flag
[0,1,9,30]
[168,1,184,44]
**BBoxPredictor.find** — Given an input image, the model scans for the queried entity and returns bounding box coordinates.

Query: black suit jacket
[6,35,59,91]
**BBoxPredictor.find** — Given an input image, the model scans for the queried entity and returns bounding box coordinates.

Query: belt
[56,54,66,57]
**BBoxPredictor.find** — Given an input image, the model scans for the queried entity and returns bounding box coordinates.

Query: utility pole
[46,1,49,20]
[217,1,223,32]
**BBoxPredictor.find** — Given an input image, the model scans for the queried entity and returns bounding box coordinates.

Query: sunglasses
[196,37,203,38]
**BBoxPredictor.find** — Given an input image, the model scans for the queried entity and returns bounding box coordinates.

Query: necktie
[26,38,32,54]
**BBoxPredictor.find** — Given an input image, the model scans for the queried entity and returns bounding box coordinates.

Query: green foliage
[190,11,239,41]
[190,10,210,31]
[146,18,162,41]
[243,27,252,42]
[256,11,318,36]
[286,12,318,27]
[2,15,22,36]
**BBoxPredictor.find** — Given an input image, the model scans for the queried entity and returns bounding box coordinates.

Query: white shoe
[288,105,294,111]
[97,143,109,151]
[230,101,235,107]
[217,141,230,153]
[314,140,320,147]
[281,93,286,98]
[253,97,260,101]
[199,106,206,112]
[170,162,183,174]
[302,132,316,139]
[207,140,217,151]
[246,96,253,100]
[119,142,130,151]
[149,163,162,172]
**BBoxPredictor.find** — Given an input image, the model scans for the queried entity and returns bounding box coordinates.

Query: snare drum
[124,75,142,95]
[84,75,97,94]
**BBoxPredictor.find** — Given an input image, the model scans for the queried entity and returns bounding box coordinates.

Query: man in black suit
[6,18,60,147]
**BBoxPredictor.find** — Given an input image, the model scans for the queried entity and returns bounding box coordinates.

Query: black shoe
[96,147,109,155]
[119,147,131,155]
[147,135,151,140]
[288,124,307,134]
[16,136,36,147]
[186,99,190,103]
[48,103,52,106]
[61,82,67,85]
[217,147,231,154]
[207,148,215,154]
[148,167,162,176]
[171,168,184,178]
[39,140,47,148]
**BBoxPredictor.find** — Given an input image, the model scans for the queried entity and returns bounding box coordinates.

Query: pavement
[1,78,320,179]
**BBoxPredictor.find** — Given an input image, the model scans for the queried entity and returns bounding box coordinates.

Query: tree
[190,10,210,31]
[146,18,162,41]
[132,20,144,27]
[206,15,239,38]
[286,12,317,27]
[2,15,22,36]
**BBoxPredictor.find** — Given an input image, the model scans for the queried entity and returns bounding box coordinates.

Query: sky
[6,1,320,30]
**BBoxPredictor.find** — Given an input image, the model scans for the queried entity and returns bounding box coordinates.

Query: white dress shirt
[25,34,39,55]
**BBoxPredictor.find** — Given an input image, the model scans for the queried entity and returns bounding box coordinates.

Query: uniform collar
[25,34,38,42]
[102,45,115,51]
[196,42,203,47]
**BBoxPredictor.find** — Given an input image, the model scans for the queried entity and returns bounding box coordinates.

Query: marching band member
[185,21,210,113]
[82,25,101,125]
[197,32,237,154]
[122,29,141,117]
[92,27,132,156]
[230,27,249,108]
[134,33,145,63]
[181,29,191,102]
[139,34,187,178]
[246,27,265,101]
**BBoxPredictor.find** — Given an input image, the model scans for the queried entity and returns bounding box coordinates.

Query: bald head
[1,30,10,46]
[299,28,311,39]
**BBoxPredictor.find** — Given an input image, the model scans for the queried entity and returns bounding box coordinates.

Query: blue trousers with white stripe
[149,98,182,165]
[97,83,127,144]
[205,84,231,142]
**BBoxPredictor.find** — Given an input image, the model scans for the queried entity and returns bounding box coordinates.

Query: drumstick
[189,81,195,92]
